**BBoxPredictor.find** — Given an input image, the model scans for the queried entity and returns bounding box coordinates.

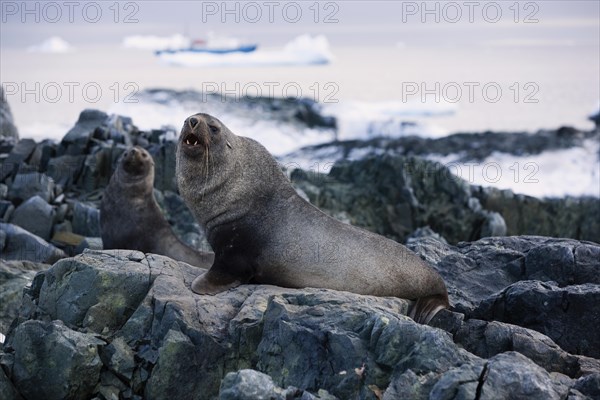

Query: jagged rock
[76,145,121,192]
[155,190,210,251]
[2,249,593,400]
[291,156,507,244]
[0,366,23,400]
[0,223,65,264]
[219,369,332,400]
[0,260,48,335]
[0,139,36,181]
[431,310,600,378]
[9,195,55,241]
[0,86,19,140]
[407,236,600,314]
[71,201,100,237]
[46,155,85,188]
[430,352,571,400]
[6,319,105,400]
[0,200,14,221]
[60,109,108,155]
[7,172,55,204]
[474,187,600,243]
[148,141,177,192]
[472,281,600,359]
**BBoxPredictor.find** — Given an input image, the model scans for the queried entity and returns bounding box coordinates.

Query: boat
[155,36,257,55]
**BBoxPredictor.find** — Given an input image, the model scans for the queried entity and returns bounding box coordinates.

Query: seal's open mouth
[183,132,201,147]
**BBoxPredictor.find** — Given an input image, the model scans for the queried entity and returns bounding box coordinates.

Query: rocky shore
[1,98,599,399]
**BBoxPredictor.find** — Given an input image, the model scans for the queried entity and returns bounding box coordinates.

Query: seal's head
[119,146,154,177]
[176,113,238,195]
[178,113,234,162]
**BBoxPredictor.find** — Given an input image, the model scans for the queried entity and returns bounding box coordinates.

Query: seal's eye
[141,152,147,158]
[209,125,219,134]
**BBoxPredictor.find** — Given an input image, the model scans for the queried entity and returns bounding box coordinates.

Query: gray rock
[573,374,600,399]
[0,223,65,263]
[1,139,36,181]
[472,281,600,359]
[7,172,55,204]
[99,336,135,381]
[60,109,108,155]
[9,195,55,241]
[0,365,23,400]
[219,369,331,400]
[474,186,600,243]
[156,190,210,251]
[0,199,14,221]
[149,141,178,192]
[37,250,151,334]
[220,369,287,400]
[0,260,48,336]
[6,319,104,400]
[0,86,19,140]
[291,156,507,244]
[76,144,123,192]
[71,201,100,237]
[3,245,596,400]
[407,236,600,314]
[431,352,571,400]
[46,155,85,188]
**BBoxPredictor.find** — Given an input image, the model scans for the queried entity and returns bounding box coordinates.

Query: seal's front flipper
[191,269,242,294]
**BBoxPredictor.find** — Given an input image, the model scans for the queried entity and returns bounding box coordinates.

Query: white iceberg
[122,34,191,51]
[156,34,333,67]
[27,36,74,53]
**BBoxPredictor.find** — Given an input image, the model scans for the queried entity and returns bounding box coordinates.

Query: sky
[1,1,599,49]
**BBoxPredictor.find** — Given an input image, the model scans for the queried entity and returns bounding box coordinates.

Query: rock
[291,156,506,244]
[431,310,598,379]
[0,199,14,221]
[76,145,119,192]
[0,223,66,263]
[1,139,36,181]
[219,369,331,400]
[71,201,100,237]
[1,249,594,400]
[573,374,600,399]
[407,226,448,244]
[0,260,48,335]
[407,236,600,314]
[46,155,85,188]
[9,195,55,241]
[472,281,600,359]
[430,352,571,400]
[156,190,210,251]
[60,109,108,155]
[0,86,19,140]
[148,141,177,192]
[7,172,55,204]
[474,187,600,243]
[5,319,104,400]
[0,366,23,400]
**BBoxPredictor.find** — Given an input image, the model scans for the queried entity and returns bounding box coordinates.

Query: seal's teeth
[186,139,191,145]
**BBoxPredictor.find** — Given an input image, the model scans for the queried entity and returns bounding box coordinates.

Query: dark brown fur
[100,146,214,269]
[176,114,449,324]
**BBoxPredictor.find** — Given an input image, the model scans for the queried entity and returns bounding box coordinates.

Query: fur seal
[176,114,449,324]
[100,146,214,269]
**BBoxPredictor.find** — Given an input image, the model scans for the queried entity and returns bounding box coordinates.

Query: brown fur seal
[175,114,449,324]
[100,146,214,269]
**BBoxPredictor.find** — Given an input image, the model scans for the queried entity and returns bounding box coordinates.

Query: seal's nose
[188,117,199,129]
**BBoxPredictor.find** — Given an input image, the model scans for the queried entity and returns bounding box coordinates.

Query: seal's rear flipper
[409,293,450,325]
